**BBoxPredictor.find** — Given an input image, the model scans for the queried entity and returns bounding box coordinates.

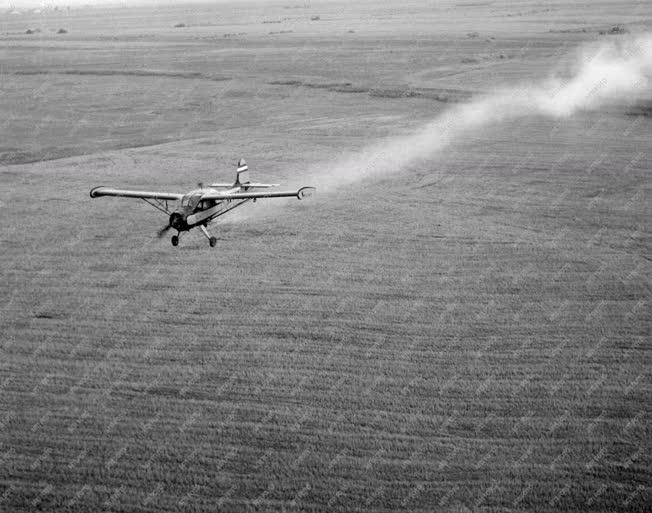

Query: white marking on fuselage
[186,203,225,226]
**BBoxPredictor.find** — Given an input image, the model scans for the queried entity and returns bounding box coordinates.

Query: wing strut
[141,198,172,215]
[210,199,251,220]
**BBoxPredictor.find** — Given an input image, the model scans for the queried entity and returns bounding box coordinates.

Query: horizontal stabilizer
[209,182,279,189]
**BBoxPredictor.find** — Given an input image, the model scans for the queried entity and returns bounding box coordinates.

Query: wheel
[171,235,179,246]
[209,237,217,247]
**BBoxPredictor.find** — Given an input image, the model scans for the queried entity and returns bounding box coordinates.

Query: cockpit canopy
[180,191,203,209]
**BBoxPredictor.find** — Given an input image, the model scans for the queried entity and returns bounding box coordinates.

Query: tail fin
[210,159,278,189]
[235,159,250,186]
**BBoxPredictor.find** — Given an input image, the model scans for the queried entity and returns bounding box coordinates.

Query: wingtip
[89,186,104,198]
[297,186,316,200]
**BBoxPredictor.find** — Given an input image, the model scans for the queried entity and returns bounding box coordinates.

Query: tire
[171,235,179,246]
[209,237,217,247]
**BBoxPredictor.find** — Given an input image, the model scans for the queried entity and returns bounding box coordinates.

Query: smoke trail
[307,33,652,192]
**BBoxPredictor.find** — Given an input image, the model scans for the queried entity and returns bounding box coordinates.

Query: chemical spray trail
[232,34,652,222]
[308,33,652,193]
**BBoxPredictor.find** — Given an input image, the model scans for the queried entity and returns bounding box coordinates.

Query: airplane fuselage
[169,188,248,232]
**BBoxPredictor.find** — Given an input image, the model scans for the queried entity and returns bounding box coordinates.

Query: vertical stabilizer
[235,159,250,186]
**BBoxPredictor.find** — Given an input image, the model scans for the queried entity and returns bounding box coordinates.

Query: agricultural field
[0,0,650,511]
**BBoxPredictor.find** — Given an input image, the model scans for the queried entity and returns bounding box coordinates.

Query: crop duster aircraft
[90,159,315,247]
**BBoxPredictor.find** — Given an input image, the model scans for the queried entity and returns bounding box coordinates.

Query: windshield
[181,192,202,209]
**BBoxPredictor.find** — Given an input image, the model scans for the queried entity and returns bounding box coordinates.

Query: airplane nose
[169,212,186,231]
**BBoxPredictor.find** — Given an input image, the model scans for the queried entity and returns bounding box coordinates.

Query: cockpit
[180,191,203,210]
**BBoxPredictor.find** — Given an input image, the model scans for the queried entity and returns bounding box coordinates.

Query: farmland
[0,1,650,511]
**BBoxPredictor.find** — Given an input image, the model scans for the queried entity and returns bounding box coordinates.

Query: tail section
[235,159,250,186]
[210,159,279,189]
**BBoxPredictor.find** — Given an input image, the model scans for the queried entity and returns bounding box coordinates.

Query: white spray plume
[229,34,652,224]
[305,33,652,193]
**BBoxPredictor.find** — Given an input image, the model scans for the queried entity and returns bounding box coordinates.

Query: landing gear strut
[200,225,217,248]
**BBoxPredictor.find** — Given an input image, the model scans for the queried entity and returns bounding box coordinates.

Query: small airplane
[90,159,315,247]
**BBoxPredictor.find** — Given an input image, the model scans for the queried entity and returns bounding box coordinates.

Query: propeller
[158,212,183,238]
[157,222,172,238]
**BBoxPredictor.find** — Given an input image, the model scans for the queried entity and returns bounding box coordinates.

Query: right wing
[90,186,183,201]
[200,186,315,201]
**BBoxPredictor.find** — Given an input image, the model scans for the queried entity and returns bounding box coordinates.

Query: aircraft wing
[201,186,315,201]
[90,186,183,201]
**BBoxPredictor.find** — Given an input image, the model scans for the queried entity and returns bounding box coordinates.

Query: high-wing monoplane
[90,159,315,247]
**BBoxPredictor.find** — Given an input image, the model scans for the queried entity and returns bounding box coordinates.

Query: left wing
[201,186,315,201]
[90,187,183,200]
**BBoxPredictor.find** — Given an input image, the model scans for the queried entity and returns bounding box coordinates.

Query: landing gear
[200,225,217,248]
[169,226,216,248]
